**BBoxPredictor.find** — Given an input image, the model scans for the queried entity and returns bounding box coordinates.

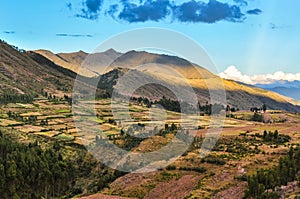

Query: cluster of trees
[198,101,212,115]
[108,118,117,125]
[201,154,226,165]
[0,131,127,198]
[189,136,204,151]
[95,123,185,151]
[96,130,146,151]
[0,94,33,104]
[156,123,193,144]
[41,90,73,105]
[165,165,206,173]
[245,146,300,198]
[155,97,181,112]
[226,105,239,112]
[155,98,224,114]
[10,44,26,53]
[247,130,291,145]
[253,112,263,122]
[63,94,73,105]
[26,115,38,124]
[131,96,225,115]
[134,97,152,108]
[94,88,112,99]
[7,111,38,124]
[262,130,291,144]
[157,123,178,137]
[211,137,260,155]
[7,111,22,121]
[0,132,75,198]
[40,119,49,126]
[47,94,60,103]
[0,39,25,52]
[250,104,267,113]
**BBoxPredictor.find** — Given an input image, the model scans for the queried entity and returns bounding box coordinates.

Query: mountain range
[1,39,299,112]
[256,80,300,101]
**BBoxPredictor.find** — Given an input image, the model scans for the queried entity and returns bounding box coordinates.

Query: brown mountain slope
[108,50,216,79]
[57,50,88,66]
[0,40,78,95]
[34,49,96,77]
[98,68,300,112]
[0,40,104,99]
[103,50,299,111]
[9,43,300,112]
[35,48,122,77]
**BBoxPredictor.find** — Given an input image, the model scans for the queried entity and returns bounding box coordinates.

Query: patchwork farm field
[1,98,300,199]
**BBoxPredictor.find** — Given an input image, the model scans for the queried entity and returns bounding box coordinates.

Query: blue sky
[0,0,299,75]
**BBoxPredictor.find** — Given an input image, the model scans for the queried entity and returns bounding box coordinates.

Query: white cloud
[219,65,300,85]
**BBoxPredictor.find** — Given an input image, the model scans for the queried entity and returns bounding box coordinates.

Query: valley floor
[1,98,300,198]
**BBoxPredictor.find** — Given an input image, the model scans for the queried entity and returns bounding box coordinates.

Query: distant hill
[256,80,300,101]
[35,48,122,77]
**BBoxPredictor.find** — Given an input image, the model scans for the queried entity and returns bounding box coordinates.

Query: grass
[55,109,71,113]
[93,118,105,124]
[16,103,34,108]
[55,133,74,141]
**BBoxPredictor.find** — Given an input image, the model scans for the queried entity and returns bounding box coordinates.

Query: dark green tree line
[244,146,300,198]
[0,132,75,198]
[0,94,33,104]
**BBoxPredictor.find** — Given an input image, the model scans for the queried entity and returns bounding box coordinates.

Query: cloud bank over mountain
[219,65,300,85]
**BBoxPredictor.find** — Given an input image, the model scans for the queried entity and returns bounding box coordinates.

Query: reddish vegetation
[79,194,137,199]
[144,175,201,199]
[109,172,157,190]
[212,182,247,199]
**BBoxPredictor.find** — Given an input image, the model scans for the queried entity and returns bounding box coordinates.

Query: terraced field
[1,97,300,198]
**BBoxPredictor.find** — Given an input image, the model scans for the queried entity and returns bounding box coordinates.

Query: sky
[0,0,300,80]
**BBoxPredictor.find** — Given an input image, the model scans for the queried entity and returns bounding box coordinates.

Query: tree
[245,146,300,198]
[230,107,236,112]
[226,105,231,112]
[120,129,125,136]
[262,104,267,112]
[165,124,169,131]
[170,123,177,132]
[274,130,279,140]
[263,130,268,140]
[253,112,263,122]
[0,163,5,192]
